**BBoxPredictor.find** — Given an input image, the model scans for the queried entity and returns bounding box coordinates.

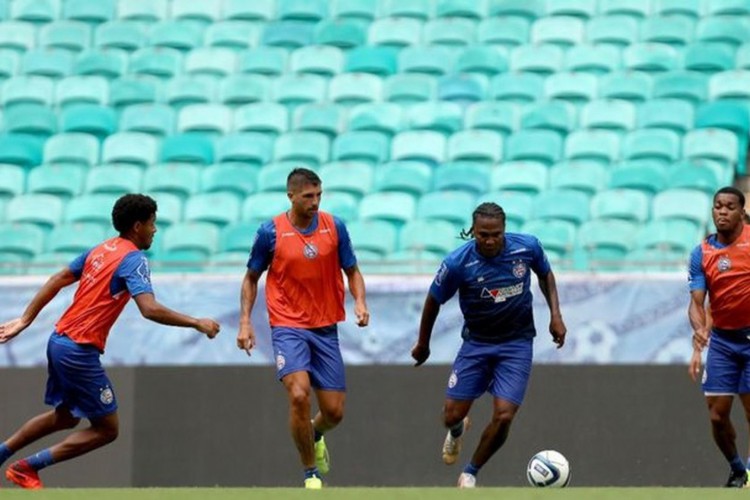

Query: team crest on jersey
[100,387,114,405]
[717,255,732,272]
[448,371,458,389]
[512,260,527,278]
[303,242,318,259]
[276,354,286,370]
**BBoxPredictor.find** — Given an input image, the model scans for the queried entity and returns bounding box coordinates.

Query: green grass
[0,488,743,500]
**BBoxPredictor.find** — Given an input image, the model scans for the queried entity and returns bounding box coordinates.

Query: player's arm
[0,267,78,343]
[133,293,219,338]
[344,265,369,327]
[237,268,261,355]
[538,270,567,348]
[412,293,441,366]
[688,289,709,349]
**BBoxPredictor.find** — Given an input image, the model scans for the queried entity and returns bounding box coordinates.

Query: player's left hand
[0,317,29,344]
[549,314,567,348]
[411,342,430,367]
[688,349,702,382]
[354,301,369,327]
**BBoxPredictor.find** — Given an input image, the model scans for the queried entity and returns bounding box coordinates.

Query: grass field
[0,488,743,500]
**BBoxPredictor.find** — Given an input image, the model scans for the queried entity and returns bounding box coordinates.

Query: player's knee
[491,408,516,426]
[288,387,311,411]
[99,425,119,445]
[323,406,344,426]
[442,407,465,428]
[63,417,81,429]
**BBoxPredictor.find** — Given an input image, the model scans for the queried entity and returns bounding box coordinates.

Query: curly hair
[112,194,157,234]
[459,202,506,240]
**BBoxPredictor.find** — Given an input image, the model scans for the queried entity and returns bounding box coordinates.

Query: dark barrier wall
[0,365,745,487]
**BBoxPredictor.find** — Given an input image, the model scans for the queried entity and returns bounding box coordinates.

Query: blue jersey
[430,233,551,343]
[247,213,357,273]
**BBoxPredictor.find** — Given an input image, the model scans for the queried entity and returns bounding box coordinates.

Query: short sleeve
[530,237,551,276]
[247,223,274,274]
[334,217,357,270]
[429,260,460,304]
[688,245,706,292]
[68,250,91,278]
[117,252,154,297]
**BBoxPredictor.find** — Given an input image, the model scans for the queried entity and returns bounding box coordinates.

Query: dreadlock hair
[459,202,506,240]
[714,186,746,208]
[287,167,321,192]
[112,194,157,235]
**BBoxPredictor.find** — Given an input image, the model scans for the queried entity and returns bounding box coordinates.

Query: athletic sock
[304,466,320,479]
[730,456,745,473]
[449,420,464,438]
[0,443,13,467]
[463,462,481,477]
[25,449,55,471]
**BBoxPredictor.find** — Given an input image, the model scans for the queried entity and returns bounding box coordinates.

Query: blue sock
[0,443,13,466]
[314,429,323,442]
[449,420,464,438]
[730,456,745,473]
[304,467,320,479]
[25,449,55,471]
[463,462,481,476]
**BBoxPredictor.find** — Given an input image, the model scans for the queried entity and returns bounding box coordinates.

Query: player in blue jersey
[411,202,567,488]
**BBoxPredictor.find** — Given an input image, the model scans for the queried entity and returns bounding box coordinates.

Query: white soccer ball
[526,450,571,488]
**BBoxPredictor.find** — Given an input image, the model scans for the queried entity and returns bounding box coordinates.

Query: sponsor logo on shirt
[481,283,524,303]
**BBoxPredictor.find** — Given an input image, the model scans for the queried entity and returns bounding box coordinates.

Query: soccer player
[688,186,750,487]
[411,202,566,488]
[0,194,220,489]
[236,168,369,489]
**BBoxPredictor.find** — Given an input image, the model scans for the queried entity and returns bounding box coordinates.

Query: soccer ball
[526,450,571,487]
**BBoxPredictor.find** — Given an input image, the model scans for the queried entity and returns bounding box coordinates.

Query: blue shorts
[45,332,118,419]
[703,331,750,395]
[271,326,346,391]
[446,337,533,406]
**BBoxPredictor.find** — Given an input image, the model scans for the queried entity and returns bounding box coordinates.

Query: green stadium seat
[0,164,24,199]
[347,219,398,256]
[381,0,431,19]
[581,99,636,131]
[273,73,328,110]
[220,221,260,253]
[546,0,596,18]
[313,19,367,49]
[184,192,241,227]
[621,128,681,164]
[94,21,145,52]
[161,222,219,256]
[109,76,161,110]
[544,72,598,104]
[521,218,576,258]
[11,0,58,23]
[55,75,108,109]
[7,193,63,229]
[0,21,35,53]
[623,43,681,73]
[488,0,543,19]
[636,218,702,252]
[184,48,237,80]
[506,130,563,165]
[290,45,343,77]
[0,133,43,167]
[564,44,621,75]
[638,99,694,133]
[549,161,609,195]
[238,47,288,76]
[129,47,183,79]
[278,0,327,22]
[261,21,315,50]
[160,134,214,165]
[683,128,738,167]
[437,0,487,19]
[241,191,290,222]
[28,251,80,274]
[205,21,259,50]
[383,73,436,104]
[608,161,667,194]
[399,219,461,254]
[0,50,18,79]
[521,101,577,135]
[599,71,653,103]
[490,161,548,194]
[376,249,443,274]
[666,162,721,195]
[398,46,454,77]
[709,70,750,100]
[736,43,750,70]
[696,16,750,46]
[533,189,591,225]
[120,104,175,136]
[586,15,639,47]
[64,0,114,23]
[391,130,446,165]
[47,222,106,253]
[332,131,389,164]
[102,131,158,166]
[215,133,274,166]
[624,247,688,271]
[219,74,270,106]
[223,0,274,21]
[39,21,91,53]
[27,163,86,199]
[359,191,417,226]
[652,188,711,227]
[274,131,329,166]
[116,0,167,23]
[85,164,143,194]
[348,102,404,136]
[695,102,750,145]
[172,0,221,24]
[63,193,118,224]
[652,70,707,104]
[476,190,534,228]
[574,218,639,270]
[434,162,490,195]
[329,72,383,106]
[60,103,116,138]
[448,129,503,164]
[368,17,422,48]
[345,46,398,77]
[454,46,508,77]
[707,0,750,15]
[320,161,374,198]
[43,132,98,165]
[424,17,476,46]
[234,102,289,136]
[178,104,233,136]
[640,16,695,46]
[374,161,432,196]
[3,76,54,107]
[142,163,201,199]
[201,162,258,198]
[407,101,463,136]
[416,190,475,227]
[146,191,183,227]
[510,44,563,75]
[165,76,216,108]
[531,16,585,48]
[320,191,359,221]
[565,130,621,164]
[333,0,378,22]
[21,49,74,79]
[490,72,544,103]
[438,74,488,104]
[208,251,249,270]
[464,101,521,136]
[600,0,651,18]
[590,188,650,222]
[654,0,704,18]
[477,16,529,47]
[149,20,203,51]
[0,222,45,258]
[73,47,127,79]
[4,103,57,137]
